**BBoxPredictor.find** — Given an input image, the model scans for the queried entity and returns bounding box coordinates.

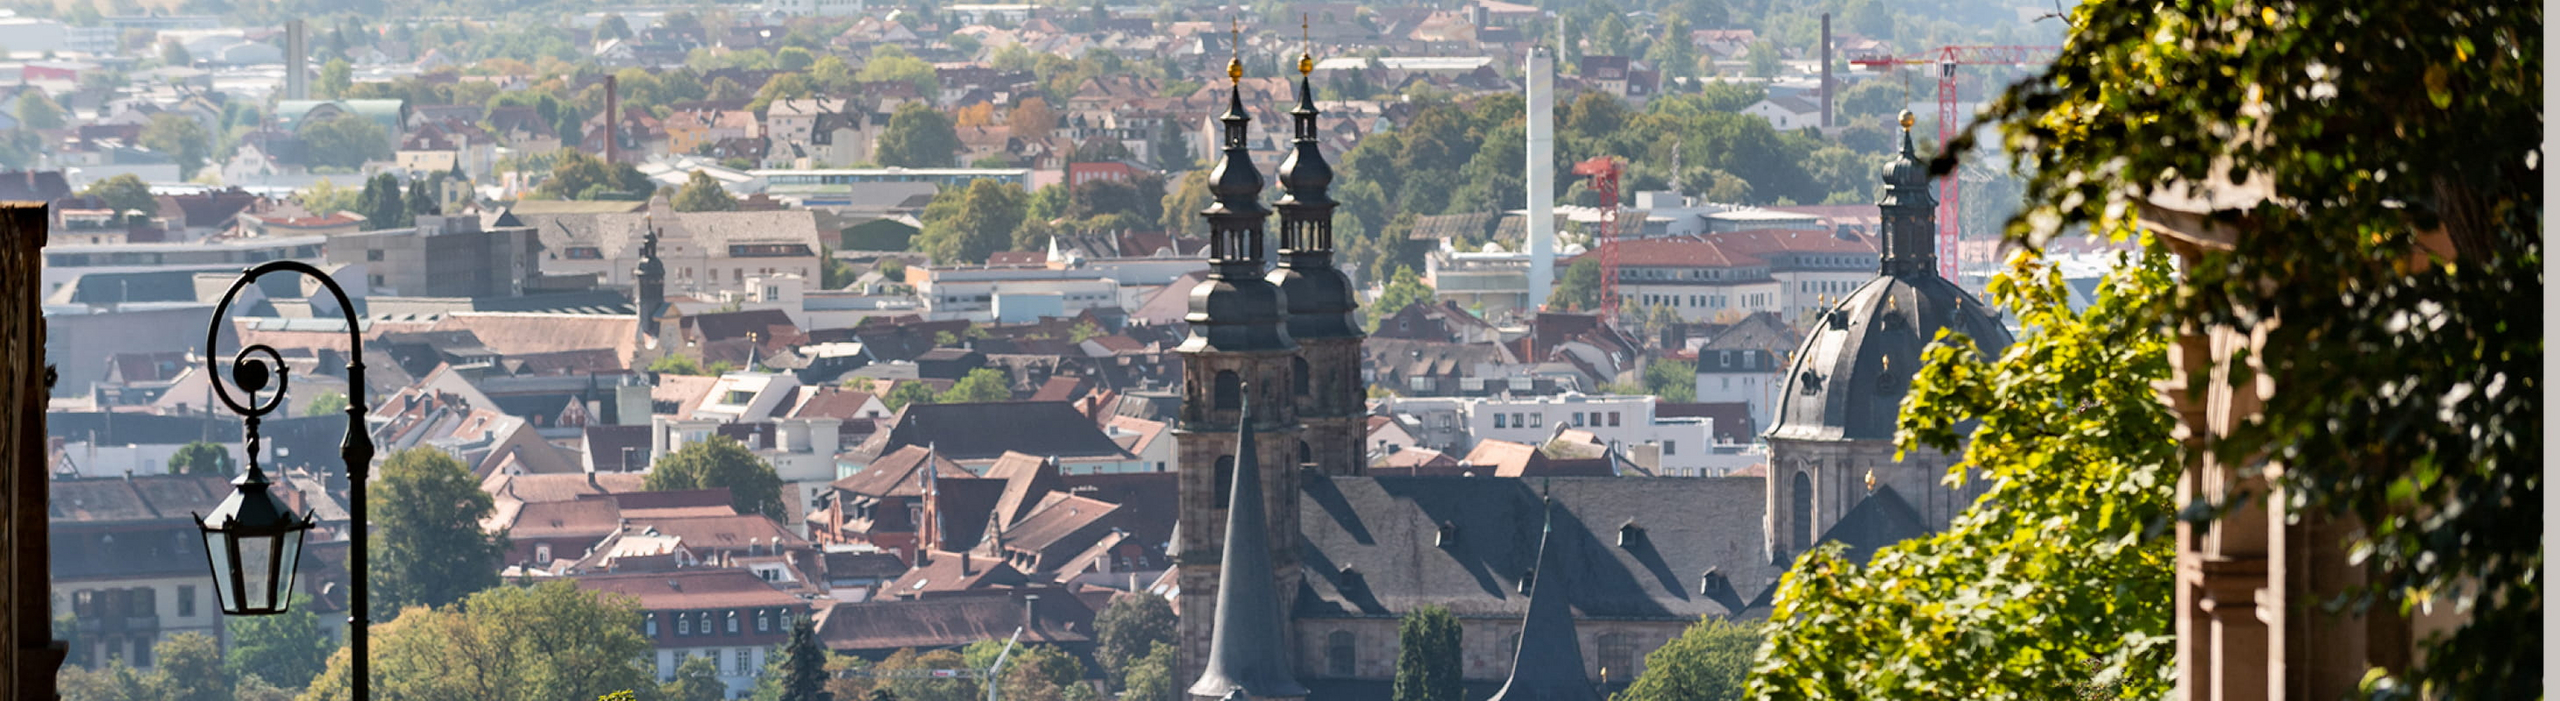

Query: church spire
[1486,494,1601,701]
[1203,19,1270,271]
[1188,387,1308,701]
[1876,110,1939,278]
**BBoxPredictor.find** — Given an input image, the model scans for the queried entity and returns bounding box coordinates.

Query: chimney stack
[1523,47,1556,312]
[1819,13,1834,129]
[603,75,620,164]
[284,20,307,100]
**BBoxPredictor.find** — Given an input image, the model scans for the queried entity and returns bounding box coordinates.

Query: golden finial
[1898,109,1916,129]
[1864,469,1877,492]
[1298,14,1314,76]
[1226,17,1244,84]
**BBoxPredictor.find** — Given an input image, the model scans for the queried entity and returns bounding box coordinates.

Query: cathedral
[1168,43,2010,698]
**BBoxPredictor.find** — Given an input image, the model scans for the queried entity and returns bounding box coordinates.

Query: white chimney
[1524,47,1557,312]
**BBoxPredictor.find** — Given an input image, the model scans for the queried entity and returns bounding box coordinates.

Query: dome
[1179,274,1297,354]
[1268,262,1358,340]
[1274,77,1334,197]
[1208,88,1266,205]
[1765,272,2012,442]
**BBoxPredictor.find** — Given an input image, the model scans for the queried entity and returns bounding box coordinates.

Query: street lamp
[199,260,373,698]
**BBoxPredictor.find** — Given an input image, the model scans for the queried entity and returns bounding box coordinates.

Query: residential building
[322,215,540,299]
[521,195,824,302]
[49,475,242,669]
[571,570,812,698]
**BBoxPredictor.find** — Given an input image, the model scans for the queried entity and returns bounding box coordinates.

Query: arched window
[1299,441,1313,466]
[1326,631,1357,677]
[677,614,691,636]
[1596,633,1636,682]
[1791,471,1815,548]
[1214,456,1235,508]
[1293,356,1311,396]
[1214,370,1242,410]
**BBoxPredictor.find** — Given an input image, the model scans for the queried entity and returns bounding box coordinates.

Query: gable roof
[861,401,1132,463]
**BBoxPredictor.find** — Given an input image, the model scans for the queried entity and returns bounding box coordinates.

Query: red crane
[1572,156,1624,315]
[1848,45,2058,282]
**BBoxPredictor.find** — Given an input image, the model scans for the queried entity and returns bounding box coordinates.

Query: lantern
[195,465,316,615]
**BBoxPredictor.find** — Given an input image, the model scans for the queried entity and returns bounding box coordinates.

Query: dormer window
[1618,520,1645,547]
[1434,521,1457,547]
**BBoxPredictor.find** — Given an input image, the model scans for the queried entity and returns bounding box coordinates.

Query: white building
[1693,347,1784,433]
[1743,95,1825,131]
[1580,229,1879,326]
[1378,393,1736,475]
[651,372,849,537]
[910,265,1121,323]
[760,0,870,17]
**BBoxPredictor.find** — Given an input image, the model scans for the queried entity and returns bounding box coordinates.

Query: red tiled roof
[572,569,805,610]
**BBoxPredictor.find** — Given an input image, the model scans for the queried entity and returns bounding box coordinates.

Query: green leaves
[646,435,789,523]
[1747,249,2180,700]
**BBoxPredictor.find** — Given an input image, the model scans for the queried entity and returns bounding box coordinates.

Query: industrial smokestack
[602,75,619,164]
[284,20,307,100]
[1524,47,1556,313]
[1820,14,1833,128]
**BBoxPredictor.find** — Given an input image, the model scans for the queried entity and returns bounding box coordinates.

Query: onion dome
[1267,39,1359,341]
[1182,48,1296,355]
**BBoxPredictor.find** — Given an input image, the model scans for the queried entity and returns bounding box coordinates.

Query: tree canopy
[1620,616,1757,701]
[672,169,738,212]
[80,174,155,218]
[300,580,657,701]
[644,435,788,522]
[1092,593,1175,682]
[166,440,234,476]
[370,446,509,621]
[914,179,1028,264]
[1391,605,1461,701]
[225,608,335,692]
[875,101,961,169]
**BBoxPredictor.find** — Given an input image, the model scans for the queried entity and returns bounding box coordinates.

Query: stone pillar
[2,203,65,698]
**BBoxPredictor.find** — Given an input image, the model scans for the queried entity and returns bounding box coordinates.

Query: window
[1529,413,1542,428]
[534,543,551,563]
[1608,412,1621,427]
[1597,633,1636,680]
[727,610,740,634]
[176,585,194,618]
[1213,371,1242,410]
[646,613,658,637]
[678,615,692,636]
[1213,456,1235,509]
[734,648,750,675]
[1326,631,1357,677]
[1292,356,1311,396]
[1663,441,1677,455]
[135,588,155,617]
[132,638,151,667]
[1494,414,1506,428]
[1791,471,1815,548]
[366,249,383,261]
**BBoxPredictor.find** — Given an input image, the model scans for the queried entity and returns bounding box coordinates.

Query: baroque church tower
[1762,112,2014,561]
[1174,47,1305,688]
[1266,29,1365,478]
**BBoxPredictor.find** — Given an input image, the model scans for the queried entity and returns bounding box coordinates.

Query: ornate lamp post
[198,261,373,698]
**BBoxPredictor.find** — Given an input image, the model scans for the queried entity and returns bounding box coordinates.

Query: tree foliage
[882,381,939,411]
[644,435,788,523]
[672,169,737,212]
[1092,593,1175,682]
[935,368,1013,404]
[914,179,1028,264]
[1391,605,1461,701]
[370,446,508,621]
[1620,616,1757,701]
[875,649,978,701]
[16,90,63,130]
[1959,0,2541,695]
[1367,266,1433,332]
[1117,642,1176,701]
[876,101,960,168]
[141,113,210,180]
[299,580,657,701]
[531,149,651,201]
[1747,249,2180,699]
[81,174,155,218]
[226,608,335,692]
[298,113,388,170]
[166,440,234,476]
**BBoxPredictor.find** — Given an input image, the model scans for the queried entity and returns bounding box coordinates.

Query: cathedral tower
[1762,112,2013,561]
[1266,25,1365,477]
[1187,391,1309,701]
[1174,45,1304,688]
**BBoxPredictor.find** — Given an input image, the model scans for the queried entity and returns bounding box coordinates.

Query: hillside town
[3,0,2533,700]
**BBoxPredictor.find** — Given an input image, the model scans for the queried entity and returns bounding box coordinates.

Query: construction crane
[1572,156,1624,315]
[1848,45,2059,282]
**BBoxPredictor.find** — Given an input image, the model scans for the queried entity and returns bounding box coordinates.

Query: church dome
[1180,274,1296,353]
[1766,273,2011,441]
[1269,262,1358,340]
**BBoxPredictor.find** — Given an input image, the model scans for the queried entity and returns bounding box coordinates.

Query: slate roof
[1654,402,1755,444]
[858,401,1132,463]
[814,588,1095,653]
[1815,484,1930,564]
[833,445,973,498]
[48,474,231,524]
[1294,476,1781,622]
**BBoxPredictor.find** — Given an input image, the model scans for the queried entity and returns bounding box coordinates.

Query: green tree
[875,102,961,168]
[646,435,788,522]
[913,179,1027,264]
[57,657,152,701]
[1617,616,1756,701]
[404,176,439,218]
[996,645,1083,701]
[1646,16,1698,78]
[370,446,508,621]
[150,632,230,701]
[299,114,389,170]
[819,246,857,290]
[166,440,234,476]
[1367,266,1434,332]
[226,609,334,691]
[882,381,938,411]
[1091,593,1174,681]
[1746,250,2179,699]
[357,173,409,229]
[672,169,737,212]
[159,40,190,67]
[595,14,631,42]
[661,655,726,701]
[934,368,1013,404]
[15,90,63,130]
[532,149,651,201]
[856,45,941,96]
[1744,40,1781,78]
[293,178,361,216]
[1117,643,1175,701]
[1157,170,1211,236]
[648,354,711,376]
[1392,606,1461,701]
[317,58,351,99]
[81,173,155,218]
[1957,0,2540,692]
[301,580,657,701]
[1551,258,1602,312]
[876,649,978,701]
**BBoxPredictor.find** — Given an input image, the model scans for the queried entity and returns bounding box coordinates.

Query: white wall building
[1379,393,1731,474]
[912,266,1121,322]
